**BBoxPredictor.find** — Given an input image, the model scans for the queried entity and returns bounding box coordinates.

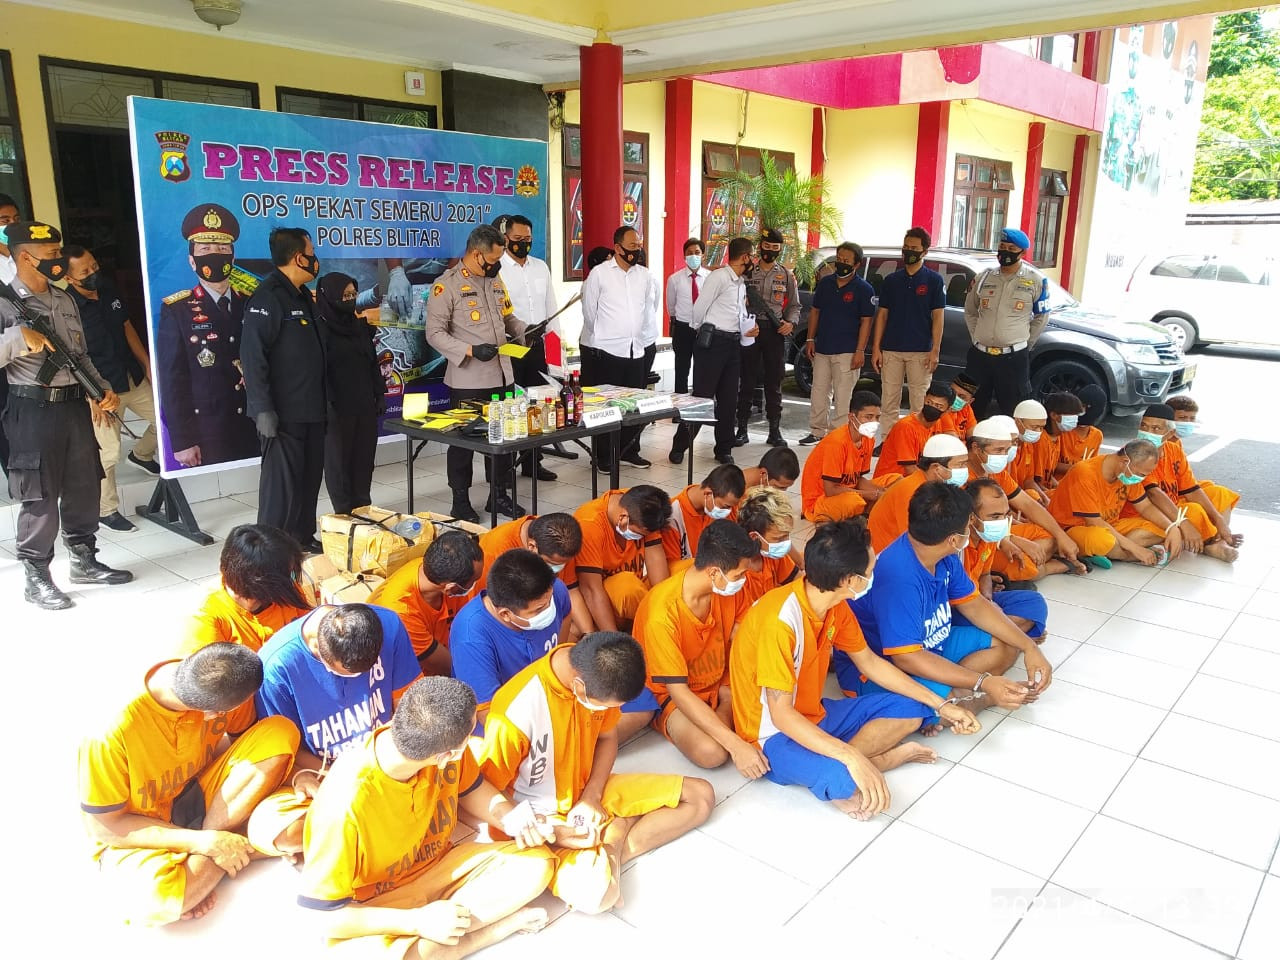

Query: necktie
[217,295,230,318]
[690,272,699,304]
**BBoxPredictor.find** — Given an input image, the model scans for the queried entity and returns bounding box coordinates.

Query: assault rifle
[743,281,781,332]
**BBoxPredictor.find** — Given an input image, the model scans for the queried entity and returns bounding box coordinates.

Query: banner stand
[136,479,214,546]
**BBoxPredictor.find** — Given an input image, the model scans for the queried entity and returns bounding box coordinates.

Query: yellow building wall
[823,104,920,248]
[0,0,443,223]
[943,99,1032,252]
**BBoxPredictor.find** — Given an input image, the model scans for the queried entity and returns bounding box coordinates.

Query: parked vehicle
[783,246,1195,418]
[1123,252,1279,351]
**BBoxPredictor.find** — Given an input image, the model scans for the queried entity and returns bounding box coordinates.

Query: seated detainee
[480,633,714,914]
[940,372,978,438]
[633,521,761,774]
[800,389,885,523]
[836,483,1053,723]
[867,433,970,554]
[1055,384,1105,478]
[963,479,1050,641]
[1047,439,1181,566]
[179,524,311,654]
[872,381,953,479]
[1166,394,1243,546]
[79,643,299,925]
[738,486,802,604]
[729,521,980,820]
[368,530,482,676]
[476,513,592,640]
[656,463,747,571]
[741,446,801,492]
[245,604,420,859]
[297,676,555,956]
[1039,392,1081,490]
[1010,399,1052,501]
[572,485,672,631]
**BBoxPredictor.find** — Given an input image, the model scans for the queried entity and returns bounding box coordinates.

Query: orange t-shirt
[573,490,650,580]
[1058,425,1103,468]
[1008,438,1039,490]
[873,415,937,479]
[1120,439,1200,520]
[743,553,798,606]
[1035,433,1062,485]
[940,404,976,439]
[963,533,999,582]
[660,485,730,564]
[1049,455,1149,528]
[178,585,309,655]
[367,561,462,660]
[633,567,748,707]
[801,426,873,516]
[477,516,578,592]
[867,470,928,555]
[729,578,867,747]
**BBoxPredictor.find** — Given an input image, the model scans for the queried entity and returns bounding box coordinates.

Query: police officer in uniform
[426,224,527,524]
[735,227,798,448]
[155,204,258,469]
[963,227,1050,417]
[0,221,133,609]
[241,227,327,551]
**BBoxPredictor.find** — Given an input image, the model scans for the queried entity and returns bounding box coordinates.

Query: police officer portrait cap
[759,227,785,246]
[182,204,239,244]
[1000,227,1030,251]
[5,220,63,248]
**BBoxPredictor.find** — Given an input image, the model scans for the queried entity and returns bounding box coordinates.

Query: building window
[700,142,795,268]
[277,88,437,129]
[0,51,31,217]
[1034,169,1069,267]
[951,154,1014,250]
[44,62,257,130]
[561,124,649,281]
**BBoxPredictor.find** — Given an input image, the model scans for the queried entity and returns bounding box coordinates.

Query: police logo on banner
[515,164,541,198]
[742,206,758,231]
[621,195,638,227]
[155,131,192,183]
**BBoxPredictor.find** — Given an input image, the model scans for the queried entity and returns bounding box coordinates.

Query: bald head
[1120,438,1160,471]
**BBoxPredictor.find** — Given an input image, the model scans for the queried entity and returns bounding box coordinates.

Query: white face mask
[855,420,879,439]
[760,537,791,559]
[984,452,1011,474]
[616,523,643,542]
[704,493,732,520]
[945,466,969,487]
[572,679,610,712]
[1020,429,1042,443]
[685,254,702,271]
[712,569,747,597]
[547,560,566,574]
[978,517,1012,543]
[512,601,557,632]
[1060,414,1080,431]
[850,572,874,601]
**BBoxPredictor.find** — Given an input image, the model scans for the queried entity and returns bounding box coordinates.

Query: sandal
[1080,555,1112,571]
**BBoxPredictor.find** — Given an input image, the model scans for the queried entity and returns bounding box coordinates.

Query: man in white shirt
[499,214,559,482]
[580,225,660,470]
[665,238,710,394]
[0,193,20,477]
[668,237,758,467]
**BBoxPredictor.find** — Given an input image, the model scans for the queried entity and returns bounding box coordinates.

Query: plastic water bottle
[487,393,503,444]
[391,517,422,539]
[514,387,528,438]
[502,391,517,441]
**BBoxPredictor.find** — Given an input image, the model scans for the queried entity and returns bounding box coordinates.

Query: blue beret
[1000,227,1030,250]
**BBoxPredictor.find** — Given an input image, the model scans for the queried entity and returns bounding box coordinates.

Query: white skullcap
[987,415,1018,435]
[1013,399,1047,419]
[972,418,1016,441]
[922,434,968,458]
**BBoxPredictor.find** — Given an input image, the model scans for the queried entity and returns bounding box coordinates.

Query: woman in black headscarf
[316,272,385,515]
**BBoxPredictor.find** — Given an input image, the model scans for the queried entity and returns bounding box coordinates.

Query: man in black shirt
[241,227,326,551]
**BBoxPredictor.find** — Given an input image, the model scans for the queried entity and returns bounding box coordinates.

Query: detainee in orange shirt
[653,463,746,577]
[368,530,482,675]
[480,633,714,914]
[873,380,954,479]
[1166,394,1243,546]
[179,524,311,655]
[1037,392,1080,490]
[963,478,1050,641]
[867,433,970,554]
[1010,399,1053,502]
[572,485,672,632]
[738,486,802,604]
[741,446,802,493]
[477,512,593,638]
[1048,438,1182,565]
[1054,385,1104,479]
[940,371,979,439]
[730,521,979,820]
[79,643,299,925]
[801,390,888,523]
[634,521,761,774]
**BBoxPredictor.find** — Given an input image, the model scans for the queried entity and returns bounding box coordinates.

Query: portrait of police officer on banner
[154,203,259,471]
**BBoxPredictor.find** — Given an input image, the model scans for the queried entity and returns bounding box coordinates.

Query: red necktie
[690,271,699,304]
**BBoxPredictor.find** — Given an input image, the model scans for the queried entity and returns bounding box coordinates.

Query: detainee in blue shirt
[246,603,421,859]
[836,482,1054,730]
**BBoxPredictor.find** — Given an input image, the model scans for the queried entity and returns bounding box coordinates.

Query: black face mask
[77,271,102,292]
[996,250,1022,267]
[508,239,531,258]
[618,247,642,266]
[759,249,779,263]
[193,252,234,283]
[298,254,320,278]
[921,405,944,423]
[832,262,855,278]
[479,256,502,278]
[31,255,68,281]
[335,300,357,315]
[742,262,755,278]
[902,249,924,266]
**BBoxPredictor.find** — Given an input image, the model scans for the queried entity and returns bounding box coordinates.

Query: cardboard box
[320,570,386,605]
[319,505,436,576]
[299,554,340,606]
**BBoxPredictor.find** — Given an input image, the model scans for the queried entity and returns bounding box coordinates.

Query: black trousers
[324,412,378,515]
[510,337,547,390]
[4,394,102,563]
[258,419,326,542]
[671,334,741,459]
[671,320,694,393]
[735,330,785,423]
[0,370,9,473]
[446,386,512,496]
[965,344,1031,418]
[580,346,647,464]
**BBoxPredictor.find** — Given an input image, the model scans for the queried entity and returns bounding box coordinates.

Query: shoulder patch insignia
[163,289,192,305]
[432,283,445,298]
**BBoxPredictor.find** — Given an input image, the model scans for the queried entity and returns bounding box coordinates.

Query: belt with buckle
[9,383,88,402]
[976,341,1027,356]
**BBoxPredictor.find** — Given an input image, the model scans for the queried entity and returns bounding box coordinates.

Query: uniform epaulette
[163,289,192,305]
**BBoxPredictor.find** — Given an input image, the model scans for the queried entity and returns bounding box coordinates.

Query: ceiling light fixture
[192,0,241,31]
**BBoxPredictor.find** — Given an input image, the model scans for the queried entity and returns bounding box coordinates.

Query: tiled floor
[6,417,1279,958]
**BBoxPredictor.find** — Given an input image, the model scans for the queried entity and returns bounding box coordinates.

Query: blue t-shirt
[450,578,572,705]
[255,604,421,760]
[877,266,945,352]
[811,273,875,355]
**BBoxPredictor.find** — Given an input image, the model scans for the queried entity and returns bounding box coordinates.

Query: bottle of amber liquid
[527,397,543,436]
[555,396,566,430]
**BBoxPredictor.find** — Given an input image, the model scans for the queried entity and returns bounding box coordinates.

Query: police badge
[156,131,192,183]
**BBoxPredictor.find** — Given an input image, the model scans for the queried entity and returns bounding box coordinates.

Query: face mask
[978,517,1012,543]
[194,252,234,282]
[832,262,855,278]
[31,255,68,281]
[508,239,531,258]
[996,250,1022,267]
[1173,421,1196,439]
[984,452,1010,474]
[1119,469,1145,486]
[77,271,101,292]
[856,420,879,439]
[1008,444,1019,461]
[573,680,610,712]
[514,602,557,632]
[547,560,566,574]
[335,299,357,315]
[705,498,732,521]
[619,247,642,266]
[1060,414,1080,431]
[712,570,747,597]
[951,396,969,412]
[298,254,320,278]
[1137,429,1165,448]
[685,254,702,271]
[1021,428,1042,443]
[741,261,755,278]
[946,466,969,487]
[850,572,874,601]
[921,406,944,424]
[616,523,643,542]
[760,537,791,560]
[759,249,779,263]
[479,256,502,278]
[902,248,923,266]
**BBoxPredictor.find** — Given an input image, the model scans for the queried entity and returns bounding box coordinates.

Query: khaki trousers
[876,350,930,439]
[808,352,857,436]
[94,375,158,514]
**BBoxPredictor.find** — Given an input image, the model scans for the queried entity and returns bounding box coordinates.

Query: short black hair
[835,241,864,263]
[850,389,882,414]
[487,549,556,613]
[693,519,758,572]
[727,237,753,261]
[613,225,637,246]
[758,446,799,482]
[568,632,645,702]
[221,524,305,609]
[423,530,483,587]
[905,226,932,249]
[527,513,582,559]
[467,224,504,253]
[907,481,971,545]
[683,237,704,255]
[391,675,477,760]
[620,484,671,534]
[505,214,533,233]
[703,463,745,499]
[926,380,955,403]
[316,605,384,674]
[62,243,89,260]
[586,246,614,269]
[804,520,871,591]
[1043,392,1085,416]
[173,642,264,712]
[0,193,18,212]
[269,227,311,266]
[966,477,1005,510]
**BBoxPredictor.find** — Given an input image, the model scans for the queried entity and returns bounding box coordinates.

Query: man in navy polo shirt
[871,226,946,441]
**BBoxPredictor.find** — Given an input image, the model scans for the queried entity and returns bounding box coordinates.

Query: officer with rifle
[735,227,797,448]
[0,221,133,610]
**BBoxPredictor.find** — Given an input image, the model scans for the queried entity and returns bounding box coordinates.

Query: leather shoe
[620,451,651,468]
[733,424,749,447]
[68,546,133,585]
[798,433,821,445]
[99,511,137,532]
[714,453,735,465]
[521,462,558,481]
[668,449,684,465]
[485,489,527,519]
[127,452,161,475]
[299,537,324,555]
[23,561,73,610]
[766,425,787,447]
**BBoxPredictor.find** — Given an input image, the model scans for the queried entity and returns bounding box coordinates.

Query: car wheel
[1030,358,1108,414]
[792,350,813,398]
[1156,314,1197,352]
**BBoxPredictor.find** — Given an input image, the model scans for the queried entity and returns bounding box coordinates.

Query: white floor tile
[1142,713,1280,800]
[1259,566,1280,595]
[962,716,1134,810]
[610,731,750,807]
[1166,549,1273,588]
[1016,678,1167,755]
[1037,576,1136,614]
[1220,612,1280,653]
[881,753,955,817]
[906,709,1008,764]
[1174,674,1280,743]
[1078,560,1159,589]
[1238,873,1280,960]
[1085,615,1220,670]
[1053,644,1195,709]
[1199,642,1280,695]
[1052,815,1264,955]
[1043,598,1110,641]
[1144,569,1259,612]
[1240,590,1280,621]
[150,543,225,581]
[1115,592,1236,639]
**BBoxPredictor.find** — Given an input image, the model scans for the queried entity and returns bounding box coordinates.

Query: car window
[1213,259,1266,285]
[1150,255,1214,280]
[926,259,975,307]
[865,257,898,299]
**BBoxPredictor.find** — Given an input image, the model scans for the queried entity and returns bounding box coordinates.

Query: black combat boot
[23,561,73,610]
[484,486,527,520]
[450,490,481,525]
[68,544,134,585]
[766,420,787,447]
[733,420,749,447]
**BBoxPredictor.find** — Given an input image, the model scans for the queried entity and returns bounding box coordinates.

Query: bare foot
[875,741,938,771]
[1204,541,1239,564]
[490,906,550,941]
[180,890,217,921]
[832,791,874,821]
[920,723,942,737]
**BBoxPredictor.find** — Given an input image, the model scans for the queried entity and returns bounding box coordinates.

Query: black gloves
[471,343,499,362]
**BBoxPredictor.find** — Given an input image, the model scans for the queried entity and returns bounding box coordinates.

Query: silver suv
[787,246,1196,417]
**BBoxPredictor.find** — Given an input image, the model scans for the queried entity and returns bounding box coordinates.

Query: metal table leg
[405,436,415,512]
[488,452,498,528]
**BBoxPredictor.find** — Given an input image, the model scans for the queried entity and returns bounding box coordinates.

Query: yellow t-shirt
[178,585,309,655]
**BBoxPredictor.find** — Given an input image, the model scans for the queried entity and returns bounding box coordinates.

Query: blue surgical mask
[946,466,969,487]
[685,254,702,272]
[1021,429,1042,443]
[705,494,732,521]
[1060,414,1080,431]
[951,396,969,412]
[514,602,557,632]
[1173,421,1196,439]
[850,572,874,601]
[1008,444,1019,461]
[761,537,792,559]
[616,523,643,542]
[547,560,566,574]
[978,517,1012,543]
[984,452,1010,474]
[1137,429,1165,448]
[712,570,747,597]
[1118,460,1146,486]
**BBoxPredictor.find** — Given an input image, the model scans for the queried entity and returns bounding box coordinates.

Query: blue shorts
[956,590,1047,639]
[836,626,994,701]
[622,687,659,714]
[762,694,933,801]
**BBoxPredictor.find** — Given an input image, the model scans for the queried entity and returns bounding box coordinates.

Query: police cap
[759,227,785,246]
[182,204,239,244]
[4,221,62,248]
